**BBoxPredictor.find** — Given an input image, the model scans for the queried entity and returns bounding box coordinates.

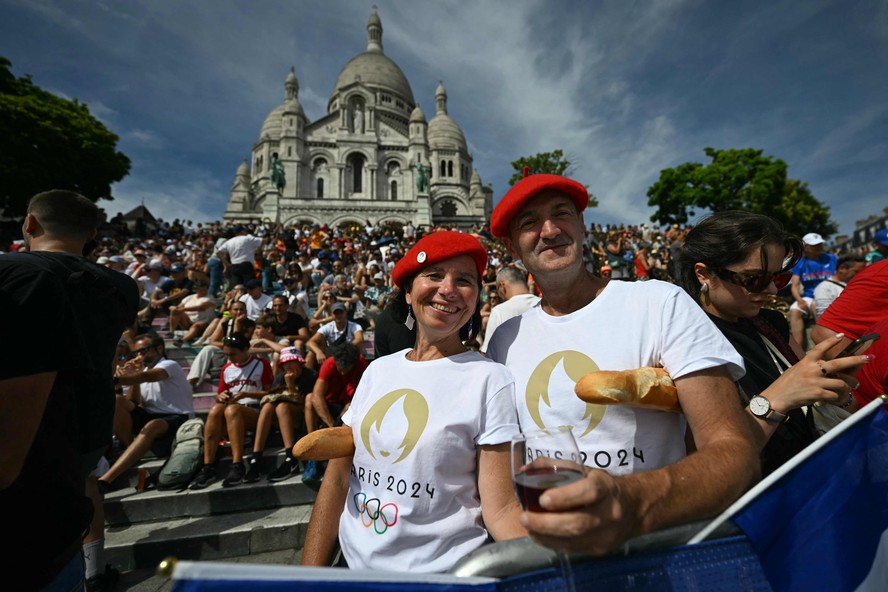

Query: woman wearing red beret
[302,231,525,572]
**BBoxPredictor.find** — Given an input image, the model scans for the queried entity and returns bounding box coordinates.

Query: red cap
[392,231,487,288]
[490,174,587,238]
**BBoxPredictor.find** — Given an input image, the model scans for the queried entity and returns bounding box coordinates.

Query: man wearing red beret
[486,174,759,555]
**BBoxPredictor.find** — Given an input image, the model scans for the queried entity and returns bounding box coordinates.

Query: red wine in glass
[514,465,585,511]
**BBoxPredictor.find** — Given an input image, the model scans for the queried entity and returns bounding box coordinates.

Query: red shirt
[817,260,888,340]
[853,317,888,405]
[317,355,368,404]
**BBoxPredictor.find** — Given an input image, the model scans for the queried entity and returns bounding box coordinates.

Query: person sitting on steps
[244,347,318,483]
[190,334,273,489]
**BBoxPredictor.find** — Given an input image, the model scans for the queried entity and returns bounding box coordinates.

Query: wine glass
[511,426,585,511]
[511,426,585,591]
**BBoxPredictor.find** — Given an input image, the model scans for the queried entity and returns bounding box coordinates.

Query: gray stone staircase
[103,322,319,572]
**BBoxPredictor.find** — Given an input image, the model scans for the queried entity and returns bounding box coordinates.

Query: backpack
[156,418,205,490]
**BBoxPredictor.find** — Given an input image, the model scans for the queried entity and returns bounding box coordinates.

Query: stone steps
[103,449,318,571]
[107,327,320,572]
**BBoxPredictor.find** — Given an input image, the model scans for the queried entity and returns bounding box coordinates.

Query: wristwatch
[749,395,788,424]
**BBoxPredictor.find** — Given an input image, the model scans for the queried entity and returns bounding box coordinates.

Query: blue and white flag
[171,561,498,592]
[693,397,888,592]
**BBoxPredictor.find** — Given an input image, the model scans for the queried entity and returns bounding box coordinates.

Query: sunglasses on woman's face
[716,269,793,293]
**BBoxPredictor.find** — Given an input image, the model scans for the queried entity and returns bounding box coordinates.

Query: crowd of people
[2,185,886,588]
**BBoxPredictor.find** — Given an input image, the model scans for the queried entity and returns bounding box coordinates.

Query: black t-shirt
[0,254,98,587]
[23,252,140,453]
[272,312,307,338]
[373,305,417,358]
[271,365,318,396]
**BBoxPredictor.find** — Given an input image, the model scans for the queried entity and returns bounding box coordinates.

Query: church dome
[410,105,426,123]
[428,81,466,151]
[260,104,285,139]
[329,9,414,110]
[259,67,304,139]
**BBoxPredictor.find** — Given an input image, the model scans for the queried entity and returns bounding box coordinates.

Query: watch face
[749,396,770,416]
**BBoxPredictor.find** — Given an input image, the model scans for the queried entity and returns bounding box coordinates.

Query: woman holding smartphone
[679,211,872,475]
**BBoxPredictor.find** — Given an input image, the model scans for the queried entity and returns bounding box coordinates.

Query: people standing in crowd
[302,231,524,571]
[486,174,758,556]
[788,233,837,349]
[190,334,273,489]
[481,265,540,352]
[99,334,194,490]
[217,226,263,286]
[1,190,139,591]
[812,255,866,318]
[679,211,868,475]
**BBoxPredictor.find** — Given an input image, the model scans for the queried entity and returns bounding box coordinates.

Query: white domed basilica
[224,8,493,229]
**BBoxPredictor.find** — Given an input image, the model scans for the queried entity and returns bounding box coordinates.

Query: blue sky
[2,0,886,238]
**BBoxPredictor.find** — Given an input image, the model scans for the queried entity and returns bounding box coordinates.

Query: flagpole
[688,396,887,545]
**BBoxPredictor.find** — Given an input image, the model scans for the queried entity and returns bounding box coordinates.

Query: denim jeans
[208,256,224,296]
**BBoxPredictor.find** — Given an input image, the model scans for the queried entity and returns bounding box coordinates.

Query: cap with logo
[279,347,305,365]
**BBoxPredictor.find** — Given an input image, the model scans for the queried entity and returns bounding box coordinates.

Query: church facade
[224,9,493,229]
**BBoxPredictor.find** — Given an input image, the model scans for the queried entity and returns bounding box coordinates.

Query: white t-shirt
[138,275,163,298]
[813,279,845,319]
[180,293,216,324]
[487,280,745,475]
[239,293,273,320]
[218,234,262,265]
[318,320,362,349]
[141,359,195,416]
[481,293,541,353]
[338,350,519,572]
[218,356,273,406]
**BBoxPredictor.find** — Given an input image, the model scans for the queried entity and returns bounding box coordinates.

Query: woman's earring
[405,306,415,330]
[700,283,709,294]
[467,318,474,339]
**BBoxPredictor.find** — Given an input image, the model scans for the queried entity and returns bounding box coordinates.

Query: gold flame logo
[526,350,605,437]
[360,389,429,463]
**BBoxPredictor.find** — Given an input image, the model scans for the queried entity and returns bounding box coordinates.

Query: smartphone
[837,333,880,358]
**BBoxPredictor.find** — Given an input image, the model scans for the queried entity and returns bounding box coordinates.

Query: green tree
[0,57,131,216]
[646,147,837,237]
[509,150,598,207]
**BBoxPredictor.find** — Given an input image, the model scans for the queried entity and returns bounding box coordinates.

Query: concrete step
[102,447,318,571]
[105,503,314,572]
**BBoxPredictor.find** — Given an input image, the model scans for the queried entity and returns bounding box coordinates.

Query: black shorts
[131,407,190,436]
[325,402,346,427]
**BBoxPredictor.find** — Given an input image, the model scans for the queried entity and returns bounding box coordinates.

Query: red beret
[490,174,587,238]
[392,231,487,288]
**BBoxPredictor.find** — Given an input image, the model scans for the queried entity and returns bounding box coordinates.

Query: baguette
[292,426,355,461]
[574,367,680,412]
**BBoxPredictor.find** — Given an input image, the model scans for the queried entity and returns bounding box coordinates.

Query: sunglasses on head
[716,269,793,293]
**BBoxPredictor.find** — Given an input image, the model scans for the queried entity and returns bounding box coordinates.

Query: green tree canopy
[646,147,837,237]
[509,150,598,207]
[0,57,131,216]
